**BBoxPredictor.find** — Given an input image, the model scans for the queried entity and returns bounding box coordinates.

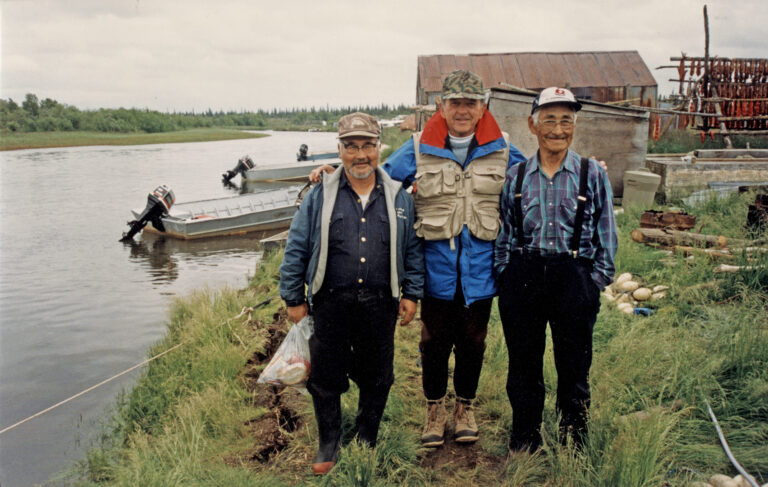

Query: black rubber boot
[312,395,342,475]
[355,387,389,447]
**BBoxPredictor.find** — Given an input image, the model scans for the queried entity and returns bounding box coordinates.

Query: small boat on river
[121,186,301,240]
[244,144,339,182]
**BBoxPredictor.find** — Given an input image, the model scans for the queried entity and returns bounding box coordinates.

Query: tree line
[0,94,411,133]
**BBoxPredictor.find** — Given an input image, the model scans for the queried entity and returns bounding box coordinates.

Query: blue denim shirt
[324,172,390,291]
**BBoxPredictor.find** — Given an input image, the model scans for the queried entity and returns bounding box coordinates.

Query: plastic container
[623,169,661,208]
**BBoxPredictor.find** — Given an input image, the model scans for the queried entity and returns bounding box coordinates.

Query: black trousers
[420,292,493,400]
[307,288,398,402]
[497,253,601,450]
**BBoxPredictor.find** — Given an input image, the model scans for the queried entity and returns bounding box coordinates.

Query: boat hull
[245,159,340,182]
[132,188,301,240]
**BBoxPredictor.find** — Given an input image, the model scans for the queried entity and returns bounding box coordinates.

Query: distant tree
[22,94,39,117]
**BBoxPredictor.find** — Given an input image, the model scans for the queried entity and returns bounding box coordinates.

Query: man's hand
[398,298,417,326]
[591,156,608,171]
[308,164,335,183]
[286,303,308,323]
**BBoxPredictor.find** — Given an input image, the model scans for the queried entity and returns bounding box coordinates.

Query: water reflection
[123,231,282,286]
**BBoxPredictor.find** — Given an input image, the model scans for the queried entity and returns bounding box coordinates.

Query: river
[0,131,338,486]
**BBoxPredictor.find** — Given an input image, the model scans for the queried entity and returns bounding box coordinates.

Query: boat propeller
[120,185,175,241]
[221,155,255,183]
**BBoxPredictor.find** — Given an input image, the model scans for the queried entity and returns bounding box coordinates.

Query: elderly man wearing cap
[494,87,618,453]
[385,69,526,447]
[279,112,424,474]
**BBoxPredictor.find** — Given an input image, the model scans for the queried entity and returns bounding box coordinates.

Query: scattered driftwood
[674,246,735,260]
[714,264,767,273]
[630,228,748,248]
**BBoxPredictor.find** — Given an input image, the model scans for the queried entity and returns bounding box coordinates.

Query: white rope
[0,301,269,437]
[0,342,185,436]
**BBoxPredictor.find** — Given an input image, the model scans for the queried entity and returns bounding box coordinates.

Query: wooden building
[416,51,657,107]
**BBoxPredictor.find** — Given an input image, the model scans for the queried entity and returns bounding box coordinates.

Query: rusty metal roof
[418,51,657,92]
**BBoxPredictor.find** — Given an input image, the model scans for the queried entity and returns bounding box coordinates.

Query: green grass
[72,193,768,486]
[0,128,268,151]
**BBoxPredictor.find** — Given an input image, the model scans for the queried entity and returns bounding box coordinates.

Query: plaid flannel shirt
[494,150,618,290]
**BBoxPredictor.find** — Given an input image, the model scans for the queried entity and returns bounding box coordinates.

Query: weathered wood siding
[488,87,649,196]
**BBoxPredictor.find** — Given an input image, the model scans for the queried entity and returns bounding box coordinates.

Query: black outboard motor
[221,155,255,183]
[297,144,309,161]
[120,185,175,241]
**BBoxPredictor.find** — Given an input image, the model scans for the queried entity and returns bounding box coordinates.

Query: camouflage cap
[441,70,485,100]
[337,112,380,139]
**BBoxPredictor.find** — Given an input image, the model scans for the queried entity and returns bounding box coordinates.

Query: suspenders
[513,157,590,258]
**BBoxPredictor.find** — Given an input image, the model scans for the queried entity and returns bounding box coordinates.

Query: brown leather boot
[453,397,479,443]
[420,396,447,447]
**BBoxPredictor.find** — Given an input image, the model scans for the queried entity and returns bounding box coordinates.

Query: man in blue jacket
[279,112,424,474]
[385,70,526,447]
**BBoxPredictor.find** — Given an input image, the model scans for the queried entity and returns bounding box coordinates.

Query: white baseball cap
[531,87,582,114]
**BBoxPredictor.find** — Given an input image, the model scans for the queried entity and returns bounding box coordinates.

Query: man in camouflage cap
[383,69,526,447]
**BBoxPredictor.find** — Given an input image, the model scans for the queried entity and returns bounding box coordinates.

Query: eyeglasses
[342,143,378,155]
[539,119,575,131]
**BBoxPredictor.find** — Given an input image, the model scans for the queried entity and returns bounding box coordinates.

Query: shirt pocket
[558,196,594,240]
[522,196,541,235]
[330,214,344,245]
[378,213,391,245]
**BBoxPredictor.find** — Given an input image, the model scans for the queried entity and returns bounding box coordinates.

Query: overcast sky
[1,0,765,113]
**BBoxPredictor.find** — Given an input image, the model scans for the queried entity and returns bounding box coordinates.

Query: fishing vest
[412,132,509,245]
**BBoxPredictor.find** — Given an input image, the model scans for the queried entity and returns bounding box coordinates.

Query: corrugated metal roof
[418,51,657,93]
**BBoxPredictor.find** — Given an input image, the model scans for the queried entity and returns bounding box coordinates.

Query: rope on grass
[705,400,760,487]
[0,297,276,437]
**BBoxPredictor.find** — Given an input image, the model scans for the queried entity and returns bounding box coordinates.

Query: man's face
[339,136,379,181]
[528,104,576,155]
[440,98,484,137]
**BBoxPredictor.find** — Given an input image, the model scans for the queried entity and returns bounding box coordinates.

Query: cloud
[1,0,764,111]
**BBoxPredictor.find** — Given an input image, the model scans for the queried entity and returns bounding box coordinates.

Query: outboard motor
[120,185,175,241]
[222,155,255,183]
[297,144,309,161]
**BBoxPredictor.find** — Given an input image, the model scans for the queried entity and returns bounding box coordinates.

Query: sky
[1,0,765,113]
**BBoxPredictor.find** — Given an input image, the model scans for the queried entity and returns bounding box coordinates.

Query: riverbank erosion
[0,128,268,151]
[75,194,767,486]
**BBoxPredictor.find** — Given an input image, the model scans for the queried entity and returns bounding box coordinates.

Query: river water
[0,131,338,486]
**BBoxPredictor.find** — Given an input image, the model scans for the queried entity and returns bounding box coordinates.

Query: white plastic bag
[257,315,313,388]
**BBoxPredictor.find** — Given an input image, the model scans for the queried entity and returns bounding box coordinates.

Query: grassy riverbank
[74,193,767,486]
[0,128,268,151]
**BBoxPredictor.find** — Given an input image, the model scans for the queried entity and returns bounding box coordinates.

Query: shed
[416,51,657,107]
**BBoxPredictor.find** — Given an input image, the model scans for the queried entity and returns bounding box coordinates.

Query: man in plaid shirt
[494,87,618,453]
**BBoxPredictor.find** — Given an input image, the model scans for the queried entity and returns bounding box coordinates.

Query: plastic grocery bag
[257,315,313,389]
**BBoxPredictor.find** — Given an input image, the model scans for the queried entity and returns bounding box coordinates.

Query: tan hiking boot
[421,397,447,447]
[453,397,479,443]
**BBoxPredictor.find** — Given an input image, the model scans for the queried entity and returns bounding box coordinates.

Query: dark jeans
[497,253,601,450]
[420,293,493,400]
[307,287,398,402]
